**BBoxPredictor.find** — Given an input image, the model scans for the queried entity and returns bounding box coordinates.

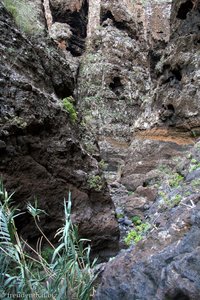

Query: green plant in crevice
[87,175,104,192]
[159,191,182,209]
[157,164,184,189]
[189,158,200,172]
[124,230,142,246]
[131,215,142,226]
[124,222,150,246]
[128,191,134,196]
[168,173,184,188]
[62,97,77,123]
[3,0,42,35]
[116,213,124,219]
[158,164,172,175]
[191,178,200,187]
[0,181,97,299]
[99,160,108,171]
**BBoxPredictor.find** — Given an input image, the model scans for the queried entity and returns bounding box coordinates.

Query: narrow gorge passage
[1,0,200,299]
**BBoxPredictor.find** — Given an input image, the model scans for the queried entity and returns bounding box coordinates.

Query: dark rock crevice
[177,0,193,19]
[50,0,89,56]
[109,77,123,97]
[165,291,190,300]
[100,9,137,40]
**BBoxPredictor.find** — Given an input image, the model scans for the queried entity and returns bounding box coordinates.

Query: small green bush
[131,215,142,225]
[191,178,200,187]
[168,173,183,188]
[124,222,150,246]
[159,191,182,208]
[189,158,200,172]
[116,213,124,219]
[171,194,181,206]
[62,97,77,123]
[124,230,142,246]
[87,175,104,191]
[3,0,42,35]
[99,160,108,171]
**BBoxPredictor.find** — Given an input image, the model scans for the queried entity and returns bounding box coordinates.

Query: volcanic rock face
[151,0,200,130]
[77,0,151,178]
[95,0,200,298]
[49,0,89,56]
[121,0,200,201]
[1,0,200,296]
[95,202,200,299]
[0,2,119,260]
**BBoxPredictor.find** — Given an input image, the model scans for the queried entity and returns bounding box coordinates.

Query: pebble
[124,217,132,226]
[118,218,125,223]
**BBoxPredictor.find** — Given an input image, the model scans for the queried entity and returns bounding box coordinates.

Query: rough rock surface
[49,0,89,56]
[0,2,119,260]
[94,0,200,297]
[95,210,200,300]
[120,0,200,230]
[2,0,200,296]
[95,140,200,299]
[77,0,150,178]
[150,0,200,131]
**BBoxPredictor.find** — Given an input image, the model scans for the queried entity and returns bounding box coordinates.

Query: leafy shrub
[116,213,124,219]
[0,182,96,299]
[62,97,77,123]
[189,158,200,172]
[131,215,142,225]
[98,160,108,171]
[168,173,183,188]
[87,175,104,192]
[3,0,42,35]
[159,191,182,208]
[124,222,150,246]
[124,230,142,246]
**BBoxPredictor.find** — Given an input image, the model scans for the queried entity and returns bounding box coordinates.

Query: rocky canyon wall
[1,1,200,295]
[0,0,119,260]
[95,0,200,298]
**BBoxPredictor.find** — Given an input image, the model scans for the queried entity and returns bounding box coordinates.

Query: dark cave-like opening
[101,10,114,25]
[50,0,89,56]
[100,9,137,39]
[148,50,162,76]
[53,84,73,99]
[167,104,175,112]
[172,69,182,81]
[109,77,123,96]
[163,68,182,85]
[176,0,193,19]
[165,291,190,300]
